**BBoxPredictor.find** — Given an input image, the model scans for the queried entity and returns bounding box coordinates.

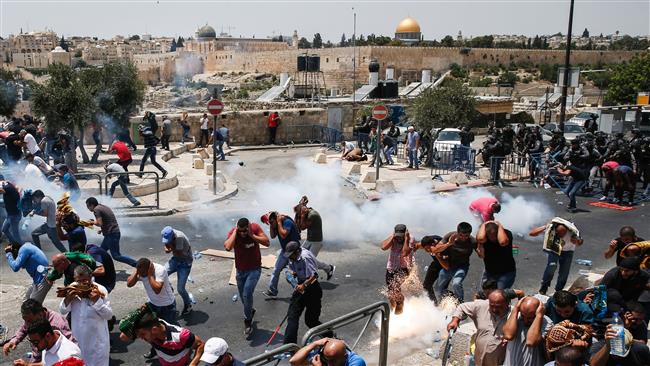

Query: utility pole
[558,0,575,134]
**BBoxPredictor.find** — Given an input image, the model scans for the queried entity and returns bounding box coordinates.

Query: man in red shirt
[267,112,280,145]
[224,217,270,337]
[109,139,133,183]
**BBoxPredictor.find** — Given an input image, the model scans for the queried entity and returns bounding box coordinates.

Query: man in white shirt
[199,113,211,147]
[105,161,141,206]
[21,318,82,366]
[20,130,42,157]
[25,153,54,176]
[59,264,112,366]
[127,257,178,360]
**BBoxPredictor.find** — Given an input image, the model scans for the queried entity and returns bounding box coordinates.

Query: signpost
[207,99,224,194]
[371,105,389,181]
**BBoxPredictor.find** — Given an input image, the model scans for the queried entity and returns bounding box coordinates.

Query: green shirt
[47,252,97,285]
[306,209,323,242]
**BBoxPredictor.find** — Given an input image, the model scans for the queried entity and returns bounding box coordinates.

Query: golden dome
[396,17,421,33]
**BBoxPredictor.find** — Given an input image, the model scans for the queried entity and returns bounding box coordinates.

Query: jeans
[563,179,587,209]
[199,129,210,147]
[31,224,67,252]
[384,146,395,164]
[109,176,140,205]
[490,156,504,182]
[269,127,277,144]
[101,232,137,267]
[214,140,225,160]
[236,268,261,321]
[284,281,327,344]
[181,127,190,143]
[139,147,167,175]
[408,148,419,168]
[423,259,443,301]
[482,270,516,290]
[540,250,574,292]
[166,257,192,309]
[268,250,289,295]
[148,301,177,325]
[118,158,132,183]
[2,213,21,244]
[434,264,469,302]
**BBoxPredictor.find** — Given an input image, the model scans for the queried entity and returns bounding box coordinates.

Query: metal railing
[104,171,160,209]
[74,173,103,195]
[282,124,318,145]
[430,143,476,177]
[301,301,390,366]
[244,343,301,366]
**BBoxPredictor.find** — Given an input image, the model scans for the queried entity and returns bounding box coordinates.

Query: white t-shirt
[24,163,43,178]
[42,330,82,366]
[33,156,53,174]
[25,133,40,154]
[345,141,355,153]
[200,117,209,130]
[140,262,175,307]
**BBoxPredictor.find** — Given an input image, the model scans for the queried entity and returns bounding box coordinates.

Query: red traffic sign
[207,99,224,115]
[371,105,389,121]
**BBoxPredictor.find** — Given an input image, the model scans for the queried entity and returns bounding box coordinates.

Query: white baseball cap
[200,337,229,364]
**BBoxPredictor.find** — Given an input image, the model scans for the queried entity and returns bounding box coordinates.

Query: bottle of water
[192,251,202,260]
[22,352,34,363]
[21,217,31,231]
[575,259,593,266]
[232,294,238,302]
[609,312,626,356]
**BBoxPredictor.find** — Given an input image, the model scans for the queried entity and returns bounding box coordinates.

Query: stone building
[183,23,291,55]
[12,46,71,68]
[394,17,422,45]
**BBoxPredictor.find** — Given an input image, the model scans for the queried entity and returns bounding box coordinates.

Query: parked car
[543,122,586,142]
[568,111,598,127]
[381,125,408,144]
[433,128,462,152]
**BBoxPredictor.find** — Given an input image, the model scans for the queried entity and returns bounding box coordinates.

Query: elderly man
[3,299,73,363]
[5,242,50,303]
[503,296,553,366]
[47,251,96,286]
[447,290,511,366]
[161,226,193,316]
[59,265,113,366]
[200,337,246,366]
[290,337,367,366]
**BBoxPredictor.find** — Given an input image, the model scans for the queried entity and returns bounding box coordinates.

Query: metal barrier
[312,126,344,150]
[243,343,301,366]
[282,124,318,145]
[488,156,528,183]
[104,171,160,209]
[430,143,476,177]
[301,301,390,366]
[74,173,103,195]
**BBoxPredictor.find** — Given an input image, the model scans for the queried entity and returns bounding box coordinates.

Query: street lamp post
[558,0,575,134]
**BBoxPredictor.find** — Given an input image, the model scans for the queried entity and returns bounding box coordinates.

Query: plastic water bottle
[22,352,34,362]
[21,217,31,231]
[188,292,197,305]
[609,312,626,356]
[232,294,238,302]
[575,259,593,266]
[192,251,202,260]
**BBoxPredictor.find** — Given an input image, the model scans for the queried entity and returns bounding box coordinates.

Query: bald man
[46,251,97,286]
[447,290,510,366]
[503,296,553,366]
[290,337,366,366]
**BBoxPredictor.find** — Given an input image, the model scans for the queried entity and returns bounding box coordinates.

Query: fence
[74,173,103,195]
[243,343,301,366]
[103,171,160,209]
[430,143,476,177]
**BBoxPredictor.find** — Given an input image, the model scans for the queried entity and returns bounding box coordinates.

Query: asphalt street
[1,147,648,365]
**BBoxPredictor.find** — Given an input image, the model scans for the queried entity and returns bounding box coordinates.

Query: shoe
[181,305,192,316]
[326,265,336,281]
[599,195,608,201]
[244,320,253,337]
[162,171,168,179]
[143,348,156,359]
[538,287,547,296]
[612,198,620,204]
[262,290,277,298]
[133,201,141,207]
[567,207,577,213]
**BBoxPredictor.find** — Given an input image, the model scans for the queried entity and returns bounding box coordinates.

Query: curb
[225,143,324,155]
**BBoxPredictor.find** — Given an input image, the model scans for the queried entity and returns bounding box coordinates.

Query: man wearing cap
[290,337,367,366]
[261,211,301,298]
[162,226,194,316]
[602,257,650,303]
[200,337,245,366]
[381,224,415,314]
[406,126,420,169]
[283,241,330,344]
[224,217,270,337]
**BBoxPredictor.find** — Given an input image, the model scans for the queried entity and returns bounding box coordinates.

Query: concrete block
[205,163,214,175]
[314,153,327,164]
[216,170,227,183]
[343,163,361,175]
[478,167,491,180]
[171,146,185,157]
[178,185,197,202]
[375,179,396,193]
[186,142,197,150]
[207,178,226,193]
[193,158,204,169]
[198,149,209,159]
[448,171,468,185]
[319,148,327,154]
[361,171,376,184]
[191,154,201,161]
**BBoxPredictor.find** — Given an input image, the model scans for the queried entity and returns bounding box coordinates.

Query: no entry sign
[371,104,389,121]
[207,99,224,115]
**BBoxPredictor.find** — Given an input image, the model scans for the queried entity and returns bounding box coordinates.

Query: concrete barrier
[206,178,226,192]
[193,158,205,169]
[171,145,186,157]
[198,149,210,159]
[178,185,197,202]
[191,154,201,161]
[375,179,396,193]
[314,153,327,164]
[216,170,227,183]
[477,167,491,180]
[343,163,361,175]
[361,171,376,183]
[448,171,468,185]
[205,163,214,175]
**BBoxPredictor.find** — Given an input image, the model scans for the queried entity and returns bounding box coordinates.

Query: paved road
[1,147,648,365]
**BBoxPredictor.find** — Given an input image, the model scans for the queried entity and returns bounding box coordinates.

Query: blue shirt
[289,248,318,282]
[67,226,87,247]
[308,350,366,366]
[545,298,594,325]
[63,172,80,192]
[406,131,420,149]
[278,217,300,251]
[5,243,49,284]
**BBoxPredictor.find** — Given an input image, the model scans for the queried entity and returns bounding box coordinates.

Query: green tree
[606,52,650,104]
[410,79,476,132]
[440,35,455,47]
[129,35,140,41]
[450,63,468,79]
[170,39,177,52]
[298,37,311,49]
[498,71,518,86]
[312,33,323,48]
[324,41,334,48]
[340,33,347,47]
[59,35,69,51]
[582,28,590,38]
[0,71,18,117]
[176,36,185,48]
[469,35,494,48]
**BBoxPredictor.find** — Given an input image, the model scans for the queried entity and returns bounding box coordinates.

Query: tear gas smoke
[189,158,553,243]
